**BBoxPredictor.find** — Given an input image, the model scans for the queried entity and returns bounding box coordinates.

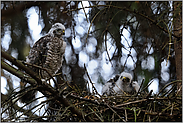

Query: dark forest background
[1,1,182,122]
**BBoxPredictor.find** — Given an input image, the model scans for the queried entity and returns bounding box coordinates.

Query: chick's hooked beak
[120,76,126,80]
[62,30,65,35]
[121,76,130,83]
[58,29,65,35]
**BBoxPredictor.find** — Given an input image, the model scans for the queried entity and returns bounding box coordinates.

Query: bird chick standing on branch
[20,23,66,104]
[26,23,66,79]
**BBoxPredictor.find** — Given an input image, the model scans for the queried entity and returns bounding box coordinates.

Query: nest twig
[1,50,182,122]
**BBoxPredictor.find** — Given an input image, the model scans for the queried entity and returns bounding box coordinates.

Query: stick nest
[63,84,182,122]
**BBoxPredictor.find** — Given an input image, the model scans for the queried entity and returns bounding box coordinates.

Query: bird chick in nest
[102,72,140,95]
[113,72,133,94]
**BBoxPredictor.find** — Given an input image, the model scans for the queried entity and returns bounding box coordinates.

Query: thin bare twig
[81,1,89,23]
[162,20,173,66]
[84,63,101,97]
[140,80,154,92]
[63,5,180,39]
[157,80,182,96]
[105,102,126,122]
[88,106,104,122]
[135,78,145,96]
[104,31,113,67]
[86,7,107,42]
[116,99,148,107]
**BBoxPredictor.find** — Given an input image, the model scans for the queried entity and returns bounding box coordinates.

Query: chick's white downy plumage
[26,23,66,79]
[102,72,141,96]
[131,81,140,92]
[101,74,120,95]
[113,72,133,94]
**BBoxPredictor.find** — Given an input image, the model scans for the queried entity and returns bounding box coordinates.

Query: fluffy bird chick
[131,81,140,92]
[102,74,120,95]
[101,82,115,95]
[113,72,133,94]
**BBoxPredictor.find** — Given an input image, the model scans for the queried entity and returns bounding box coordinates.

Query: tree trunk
[173,1,182,95]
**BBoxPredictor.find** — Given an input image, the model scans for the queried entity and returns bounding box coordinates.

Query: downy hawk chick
[101,74,120,95]
[102,72,140,95]
[112,72,133,94]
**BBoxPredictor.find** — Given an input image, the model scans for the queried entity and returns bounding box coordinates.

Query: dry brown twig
[84,63,101,97]
[1,50,182,122]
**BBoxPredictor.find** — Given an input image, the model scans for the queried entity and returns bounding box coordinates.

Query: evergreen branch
[63,4,180,39]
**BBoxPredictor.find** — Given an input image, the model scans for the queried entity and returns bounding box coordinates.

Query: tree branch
[2,50,42,85]
[1,50,93,122]
[1,93,46,122]
[63,4,180,39]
